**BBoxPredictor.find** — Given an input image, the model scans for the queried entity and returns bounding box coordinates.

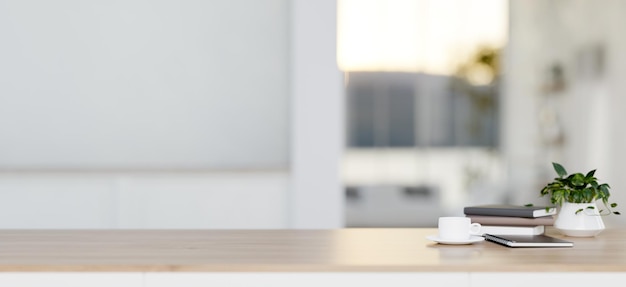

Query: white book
[478,225,544,236]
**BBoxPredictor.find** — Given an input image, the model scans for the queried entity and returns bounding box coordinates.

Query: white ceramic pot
[554,202,605,237]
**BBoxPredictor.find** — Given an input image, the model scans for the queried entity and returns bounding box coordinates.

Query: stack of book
[463,204,557,235]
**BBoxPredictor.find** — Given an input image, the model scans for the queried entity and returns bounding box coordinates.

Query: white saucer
[426,235,485,245]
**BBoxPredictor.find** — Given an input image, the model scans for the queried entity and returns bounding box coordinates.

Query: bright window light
[337,0,508,75]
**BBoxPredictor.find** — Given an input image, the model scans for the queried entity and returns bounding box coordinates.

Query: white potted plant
[540,162,620,237]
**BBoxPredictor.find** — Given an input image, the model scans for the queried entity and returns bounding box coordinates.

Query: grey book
[464,204,556,218]
[483,234,574,248]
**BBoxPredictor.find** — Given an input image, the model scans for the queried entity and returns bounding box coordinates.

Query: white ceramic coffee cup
[438,217,481,240]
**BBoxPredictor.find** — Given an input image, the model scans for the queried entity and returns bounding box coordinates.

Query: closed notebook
[464,204,556,218]
[483,234,573,248]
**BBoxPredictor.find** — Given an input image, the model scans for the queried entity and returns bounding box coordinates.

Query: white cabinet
[470,273,626,287]
[145,273,469,287]
[0,273,142,287]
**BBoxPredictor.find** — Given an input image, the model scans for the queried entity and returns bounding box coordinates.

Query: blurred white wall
[0,171,288,228]
[290,0,344,228]
[0,0,343,229]
[0,0,289,169]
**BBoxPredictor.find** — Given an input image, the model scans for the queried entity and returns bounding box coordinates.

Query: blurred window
[339,0,507,148]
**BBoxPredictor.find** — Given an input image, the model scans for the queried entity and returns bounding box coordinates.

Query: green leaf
[583,188,593,202]
[615,212,621,215]
[572,192,581,203]
[552,162,567,178]
[571,173,585,186]
[552,189,565,205]
[585,169,596,178]
[600,184,611,196]
[575,209,583,214]
[611,203,618,208]
[524,203,533,207]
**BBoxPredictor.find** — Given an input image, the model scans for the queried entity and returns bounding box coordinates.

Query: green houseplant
[540,162,620,237]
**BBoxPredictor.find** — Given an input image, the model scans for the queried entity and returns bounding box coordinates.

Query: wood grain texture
[0,228,624,272]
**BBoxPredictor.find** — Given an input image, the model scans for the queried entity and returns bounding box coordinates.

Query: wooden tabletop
[0,228,624,272]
